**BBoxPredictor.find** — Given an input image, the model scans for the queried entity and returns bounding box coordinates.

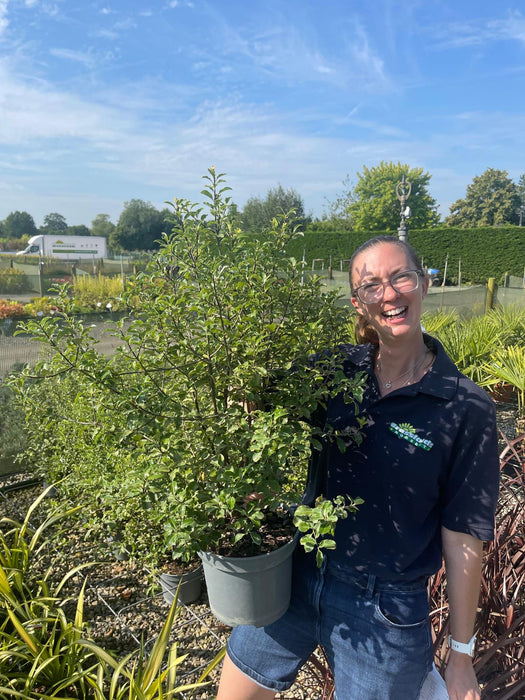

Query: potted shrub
[14,168,364,626]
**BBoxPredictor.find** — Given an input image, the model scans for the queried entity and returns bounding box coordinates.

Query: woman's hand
[444,652,481,700]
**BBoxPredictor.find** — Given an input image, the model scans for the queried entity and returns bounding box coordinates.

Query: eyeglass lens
[358,270,419,303]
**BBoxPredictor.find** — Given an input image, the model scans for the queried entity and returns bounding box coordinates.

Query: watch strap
[448,634,476,656]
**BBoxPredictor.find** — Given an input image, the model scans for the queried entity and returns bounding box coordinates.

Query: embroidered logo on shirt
[389,422,433,451]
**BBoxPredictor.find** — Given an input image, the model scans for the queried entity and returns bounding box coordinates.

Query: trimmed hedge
[290,226,524,284]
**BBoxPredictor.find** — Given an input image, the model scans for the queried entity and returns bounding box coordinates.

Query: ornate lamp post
[396,175,412,242]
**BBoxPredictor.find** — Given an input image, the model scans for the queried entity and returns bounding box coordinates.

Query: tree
[324,174,356,223]
[110,199,167,251]
[518,173,525,205]
[446,169,521,227]
[67,225,91,236]
[41,213,68,234]
[91,214,115,239]
[517,174,525,226]
[340,162,439,232]
[242,185,309,233]
[2,211,38,239]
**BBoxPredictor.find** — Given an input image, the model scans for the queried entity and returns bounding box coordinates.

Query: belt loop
[365,573,376,599]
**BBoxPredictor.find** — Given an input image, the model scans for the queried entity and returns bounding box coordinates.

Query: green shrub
[0,268,27,294]
[0,383,26,464]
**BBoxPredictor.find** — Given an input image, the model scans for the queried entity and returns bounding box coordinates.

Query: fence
[0,313,127,380]
[1,270,524,380]
[0,257,141,296]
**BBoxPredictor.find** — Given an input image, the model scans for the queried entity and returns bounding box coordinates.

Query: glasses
[352,269,422,304]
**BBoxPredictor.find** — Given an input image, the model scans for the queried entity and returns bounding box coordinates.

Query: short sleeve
[441,387,500,541]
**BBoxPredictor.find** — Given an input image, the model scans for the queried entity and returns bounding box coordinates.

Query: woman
[217,236,500,700]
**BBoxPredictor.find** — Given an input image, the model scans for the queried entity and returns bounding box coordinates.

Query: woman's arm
[441,526,483,700]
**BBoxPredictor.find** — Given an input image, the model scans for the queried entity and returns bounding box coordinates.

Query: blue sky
[1,0,525,228]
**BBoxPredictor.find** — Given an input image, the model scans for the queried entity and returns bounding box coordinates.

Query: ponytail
[354,315,379,345]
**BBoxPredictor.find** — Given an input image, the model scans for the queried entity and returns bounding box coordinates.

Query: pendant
[385,380,392,389]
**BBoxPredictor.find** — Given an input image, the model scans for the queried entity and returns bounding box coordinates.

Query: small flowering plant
[0,299,25,319]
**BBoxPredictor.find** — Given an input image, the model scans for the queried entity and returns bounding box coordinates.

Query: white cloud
[432,10,525,49]
[94,28,118,40]
[49,47,96,68]
[489,10,525,43]
[0,0,9,38]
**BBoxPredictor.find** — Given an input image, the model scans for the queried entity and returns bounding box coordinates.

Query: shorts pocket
[374,588,429,629]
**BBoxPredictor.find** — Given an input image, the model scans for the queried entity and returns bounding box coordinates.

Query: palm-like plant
[433,314,508,386]
[483,344,525,421]
[80,589,225,699]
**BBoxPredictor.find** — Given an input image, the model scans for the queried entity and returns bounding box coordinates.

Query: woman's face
[350,242,428,343]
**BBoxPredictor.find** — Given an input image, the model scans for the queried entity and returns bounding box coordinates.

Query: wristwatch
[448,634,476,657]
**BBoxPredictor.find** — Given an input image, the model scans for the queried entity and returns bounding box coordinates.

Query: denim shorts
[227,550,433,699]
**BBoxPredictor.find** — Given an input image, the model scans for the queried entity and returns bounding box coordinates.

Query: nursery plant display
[13,169,364,623]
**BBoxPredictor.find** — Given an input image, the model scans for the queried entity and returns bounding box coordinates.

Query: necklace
[376,349,431,390]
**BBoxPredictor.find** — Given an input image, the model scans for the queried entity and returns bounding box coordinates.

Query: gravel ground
[0,478,329,699]
[0,400,520,699]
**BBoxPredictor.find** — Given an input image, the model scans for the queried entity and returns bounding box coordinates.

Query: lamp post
[517,205,525,227]
[396,175,412,242]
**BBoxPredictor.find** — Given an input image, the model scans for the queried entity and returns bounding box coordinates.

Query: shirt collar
[340,334,460,401]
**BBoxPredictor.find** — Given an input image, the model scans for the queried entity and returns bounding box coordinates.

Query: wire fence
[1,270,524,380]
[0,313,127,380]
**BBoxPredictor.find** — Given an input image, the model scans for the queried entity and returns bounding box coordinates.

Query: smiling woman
[217,235,500,700]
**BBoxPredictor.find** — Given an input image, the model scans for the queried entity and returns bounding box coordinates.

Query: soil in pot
[159,560,203,605]
[212,507,296,558]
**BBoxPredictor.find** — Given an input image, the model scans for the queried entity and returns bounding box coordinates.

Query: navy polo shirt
[319,335,500,581]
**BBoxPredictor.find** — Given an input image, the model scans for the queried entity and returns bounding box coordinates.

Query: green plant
[0,492,224,699]
[431,314,510,385]
[420,309,459,336]
[71,273,124,312]
[14,168,365,565]
[22,297,63,317]
[293,495,364,567]
[482,344,525,418]
[0,268,27,294]
[0,580,100,697]
[0,382,27,464]
[80,592,225,699]
[0,486,84,613]
[487,305,525,346]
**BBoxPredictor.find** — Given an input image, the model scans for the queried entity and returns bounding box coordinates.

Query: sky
[1,0,525,229]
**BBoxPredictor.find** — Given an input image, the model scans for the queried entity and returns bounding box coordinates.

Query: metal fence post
[38,261,44,297]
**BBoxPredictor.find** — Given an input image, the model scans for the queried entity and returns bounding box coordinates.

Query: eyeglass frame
[351,269,424,305]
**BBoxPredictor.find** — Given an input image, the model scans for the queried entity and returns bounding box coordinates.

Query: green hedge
[290,226,524,284]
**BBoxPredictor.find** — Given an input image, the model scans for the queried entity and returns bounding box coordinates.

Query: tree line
[1,165,524,253]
